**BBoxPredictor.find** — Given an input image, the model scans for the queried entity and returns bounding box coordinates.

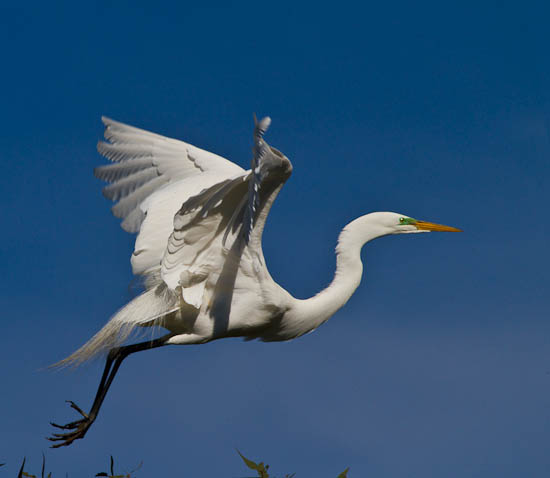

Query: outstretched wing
[160,117,292,309]
[95,117,244,233]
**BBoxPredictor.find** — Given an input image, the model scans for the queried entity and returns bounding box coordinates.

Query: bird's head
[338,211,462,252]
[371,211,462,235]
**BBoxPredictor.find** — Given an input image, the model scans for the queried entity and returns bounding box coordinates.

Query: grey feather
[242,116,271,242]
[112,176,169,218]
[222,192,248,245]
[102,168,159,201]
[97,141,153,162]
[96,117,245,237]
[94,158,154,182]
[121,207,147,233]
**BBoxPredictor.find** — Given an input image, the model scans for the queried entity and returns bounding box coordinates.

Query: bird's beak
[414,220,462,232]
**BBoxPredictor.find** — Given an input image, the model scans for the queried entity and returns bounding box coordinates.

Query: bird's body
[49,115,460,447]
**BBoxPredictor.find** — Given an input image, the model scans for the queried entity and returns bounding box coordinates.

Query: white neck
[286,214,390,338]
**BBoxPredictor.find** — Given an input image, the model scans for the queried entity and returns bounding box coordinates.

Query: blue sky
[1,2,549,477]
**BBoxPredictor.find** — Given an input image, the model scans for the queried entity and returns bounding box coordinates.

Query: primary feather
[94,116,243,233]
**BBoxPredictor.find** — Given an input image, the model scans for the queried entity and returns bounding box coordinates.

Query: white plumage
[49,115,460,447]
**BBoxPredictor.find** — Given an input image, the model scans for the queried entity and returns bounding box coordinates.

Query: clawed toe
[48,401,93,448]
[67,400,88,418]
[50,418,84,430]
[49,431,75,439]
[47,422,91,448]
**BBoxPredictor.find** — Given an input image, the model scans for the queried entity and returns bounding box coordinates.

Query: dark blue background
[1,2,549,476]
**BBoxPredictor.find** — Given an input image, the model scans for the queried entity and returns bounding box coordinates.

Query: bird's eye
[399,217,405,223]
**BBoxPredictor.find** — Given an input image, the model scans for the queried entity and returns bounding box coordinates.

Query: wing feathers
[160,117,293,302]
[161,175,249,290]
[94,158,154,182]
[111,176,169,219]
[96,141,153,162]
[96,117,243,237]
[94,116,290,300]
[101,116,170,142]
[102,168,159,201]
[121,207,147,234]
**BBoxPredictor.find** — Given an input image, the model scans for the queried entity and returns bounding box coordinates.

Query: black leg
[48,335,170,448]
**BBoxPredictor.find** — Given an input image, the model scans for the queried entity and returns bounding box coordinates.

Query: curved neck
[290,214,389,335]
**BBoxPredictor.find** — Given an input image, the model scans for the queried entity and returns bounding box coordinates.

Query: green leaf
[236,450,270,478]
[337,467,350,478]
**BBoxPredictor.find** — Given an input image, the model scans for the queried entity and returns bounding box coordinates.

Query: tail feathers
[51,286,178,368]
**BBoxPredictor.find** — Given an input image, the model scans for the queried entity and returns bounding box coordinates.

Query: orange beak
[414,220,462,232]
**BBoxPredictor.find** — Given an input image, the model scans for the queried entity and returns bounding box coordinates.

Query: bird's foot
[47,401,93,448]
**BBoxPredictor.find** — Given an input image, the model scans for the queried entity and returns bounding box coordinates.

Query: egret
[49,116,461,447]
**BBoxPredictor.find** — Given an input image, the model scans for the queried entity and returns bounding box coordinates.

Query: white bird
[49,116,461,447]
